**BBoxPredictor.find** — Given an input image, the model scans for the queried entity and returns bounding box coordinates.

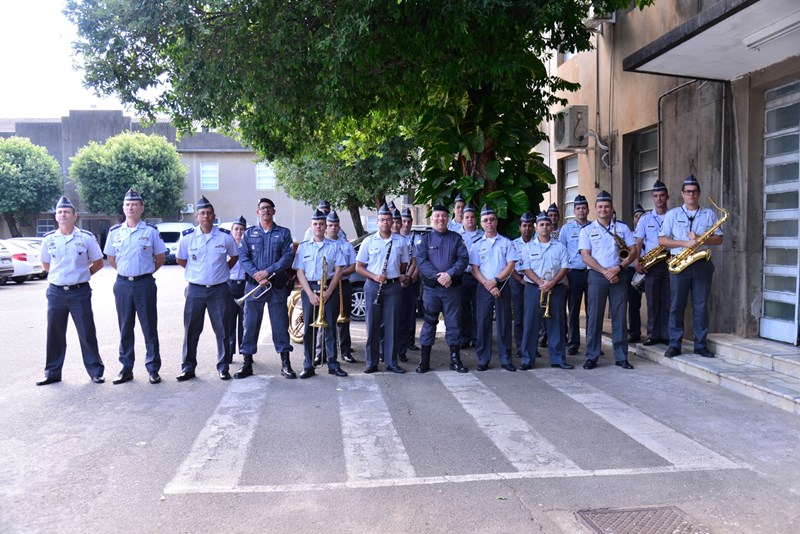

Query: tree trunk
[3,212,21,238]
[345,196,366,237]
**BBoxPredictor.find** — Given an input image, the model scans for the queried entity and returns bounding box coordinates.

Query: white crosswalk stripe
[164,372,742,495]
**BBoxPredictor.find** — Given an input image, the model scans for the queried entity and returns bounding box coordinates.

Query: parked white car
[0,239,44,284]
[156,222,195,264]
[0,243,14,285]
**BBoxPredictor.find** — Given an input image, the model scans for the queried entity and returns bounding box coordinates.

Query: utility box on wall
[554,105,589,151]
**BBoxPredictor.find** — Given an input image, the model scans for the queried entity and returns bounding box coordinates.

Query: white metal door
[761,81,800,345]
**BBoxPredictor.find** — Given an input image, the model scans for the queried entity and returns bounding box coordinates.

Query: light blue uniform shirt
[511,236,533,274]
[355,233,409,278]
[578,219,635,270]
[41,227,104,286]
[469,233,516,280]
[634,210,666,255]
[292,238,345,281]
[229,240,246,280]
[335,235,357,281]
[447,219,462,232]
[659,204,722,255]
[558,219,588,269]
[459,227,484,274]
[519,238,569,284]
[103,220,167,277]
[177,226,238,285]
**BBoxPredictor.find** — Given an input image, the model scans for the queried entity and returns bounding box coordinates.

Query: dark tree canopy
[69,132,187,217]
[0,137,62,237]
[66,0,651,224]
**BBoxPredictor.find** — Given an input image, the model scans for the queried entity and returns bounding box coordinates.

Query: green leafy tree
[66,0,651,226]
[0,137,62,237]
[274,135,421,236]
[70,132,187,217]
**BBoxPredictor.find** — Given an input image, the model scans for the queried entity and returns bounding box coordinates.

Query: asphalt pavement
[1,265,799,533]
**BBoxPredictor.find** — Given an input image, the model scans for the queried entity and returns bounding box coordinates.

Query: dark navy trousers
[240,281,291,355]
[475,283,512,366]
[114,275,160,373]
[627,266,642,338]
[509,276,525,354]
[301,282,340,370]
[459,273,478,346]
[419,284,461,348]
[226,279,246,357]
[668,260,714,351]
[521,283,567,366]
[181,283,232,373]
[364,279,401,368]
[585,270,629,363]
[397,280,418,356]
[45,283,105,379]
[565,269,588,351]
[644,261,670,341]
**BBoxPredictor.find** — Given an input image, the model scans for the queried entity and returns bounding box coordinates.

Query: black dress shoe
[520,363,533,370]
[341,354,357,363]
[149,372,161,384]
[409,344,420,351]
[551,363,575,370]
[664,347,681,358]
[36,376,61,386]
[299,368,315,379]
[643,338,658,346]
[476,364,488,371]
[91,376,105,384]
[385,365,406,374]
[628,335,641,343]
[695,348,715,358]
[615,360,634,369]
[219,370,232,380]
[176,371,196,382]
[112,372,134,385]
[567,347,578,355]
[582,359,597,370]
[329,367,348,377]
[501,364,517,372]
[398,353,408,362]
[363,366,378,374]
[539,339,548,347]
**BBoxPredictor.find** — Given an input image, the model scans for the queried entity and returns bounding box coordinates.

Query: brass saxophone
[667,197,727,274]
[611,215,631,261]
[640,245,669,271]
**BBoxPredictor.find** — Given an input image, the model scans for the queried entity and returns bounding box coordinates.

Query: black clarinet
[373,240,393,305]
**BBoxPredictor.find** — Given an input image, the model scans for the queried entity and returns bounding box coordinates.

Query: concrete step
[706,333,800,379]
[635,338,800,416]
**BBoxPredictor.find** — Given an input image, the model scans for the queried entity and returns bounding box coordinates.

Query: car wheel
[12,276,27,284]
[350,284,366,322]
[0,277,7,286]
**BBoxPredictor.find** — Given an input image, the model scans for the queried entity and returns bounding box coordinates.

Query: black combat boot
[234,354,253,379]
[280,352,296,379]
[449,346,468,373]
[416,345,432,374]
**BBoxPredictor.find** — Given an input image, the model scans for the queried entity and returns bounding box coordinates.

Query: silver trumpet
[235,273,276,307]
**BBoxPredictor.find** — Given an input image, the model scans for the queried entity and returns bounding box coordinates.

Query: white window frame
[200,162,219,190]
[562,155,579,224]
[256,162,277,190]
[36,219,55,236]
[634,128,659,212]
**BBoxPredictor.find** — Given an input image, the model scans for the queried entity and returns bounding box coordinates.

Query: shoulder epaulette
[43,230,56,237]
[471,234,483,243]
[80,228,95,237]
[218,227,231,234]
[109,223,122,232]
[182,228,195,236]
[146,222,159,230]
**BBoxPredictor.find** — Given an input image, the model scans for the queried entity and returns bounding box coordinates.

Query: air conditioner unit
[583,6,616,33]
[553,105,588,151]
[180,203,194,214]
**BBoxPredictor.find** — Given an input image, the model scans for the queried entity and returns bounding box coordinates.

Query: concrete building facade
[542,0,800,345]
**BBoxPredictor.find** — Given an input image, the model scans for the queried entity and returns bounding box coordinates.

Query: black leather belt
[51,282,88,291]
[117,273,153,281]
[189,282,227,288]
[229,279,245,285]
[384,277,400,285]
[309,279,333,287]
[571,268,588,271]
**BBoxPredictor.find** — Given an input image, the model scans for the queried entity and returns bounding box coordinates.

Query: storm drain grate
[577,506,711,534]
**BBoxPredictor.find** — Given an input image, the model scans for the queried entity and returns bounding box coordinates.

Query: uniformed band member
[415,204,470,373]
[520,211,571,369]
[547,203,561,240]
[469,205,517,372]
[635,180,671,346]
[659,175,723,358]
[579,190,638,370]
[397,208,420,361]
[447,193,466,232]
[293,210,347,378]
[36,196,106,385]
[559,194,590,355]
[356,204,410,373]
[509,211,534,357]
[176,196,239,381]
[457,203,484,349]
[325,211,357,363]
[103,188,167,385]
[391,208,402,234]
[303,200,347,241]
[226,215,248,358]
[237,197,295,379]
[627,204,646,343]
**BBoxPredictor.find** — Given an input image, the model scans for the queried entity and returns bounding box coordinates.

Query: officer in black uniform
[237,197,295,379]
[104,188,168,385]
[415,204,470,373]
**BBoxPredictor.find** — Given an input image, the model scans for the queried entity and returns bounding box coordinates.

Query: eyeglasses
[682,189,699,195]
[258,206,275,211]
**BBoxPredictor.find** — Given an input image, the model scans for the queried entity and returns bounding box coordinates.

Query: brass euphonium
[539,271,552,319]
[311,256,329,329]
